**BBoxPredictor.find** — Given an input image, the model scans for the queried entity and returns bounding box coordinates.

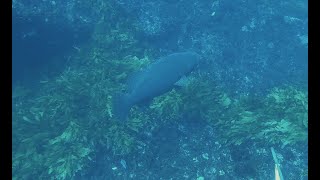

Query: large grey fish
[113,51,201,121]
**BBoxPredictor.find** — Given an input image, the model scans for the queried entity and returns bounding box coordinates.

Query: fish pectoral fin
[174,75,190,87]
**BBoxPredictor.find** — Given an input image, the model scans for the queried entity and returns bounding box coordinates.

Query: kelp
[45,121,93,180]
[258,86,308,146]
[12,12,151,179]
[181,76,227,122]
[213,86,308,146]
[12,8,308,179]
[150,89,184,121]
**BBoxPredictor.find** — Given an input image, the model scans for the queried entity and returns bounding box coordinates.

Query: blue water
[12,0,308,179]
[12,11,92,86]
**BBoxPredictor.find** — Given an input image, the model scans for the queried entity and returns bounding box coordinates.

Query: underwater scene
[12,0,307,179]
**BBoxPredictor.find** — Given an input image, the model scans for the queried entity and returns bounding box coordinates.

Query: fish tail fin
[112,93,131,121]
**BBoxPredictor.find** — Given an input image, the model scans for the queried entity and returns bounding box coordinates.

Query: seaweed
[12,14,151,178]
[213,85,308,146]
[12,6,307,178]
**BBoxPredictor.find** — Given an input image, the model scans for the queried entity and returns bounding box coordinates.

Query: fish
[113,51,201,121]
